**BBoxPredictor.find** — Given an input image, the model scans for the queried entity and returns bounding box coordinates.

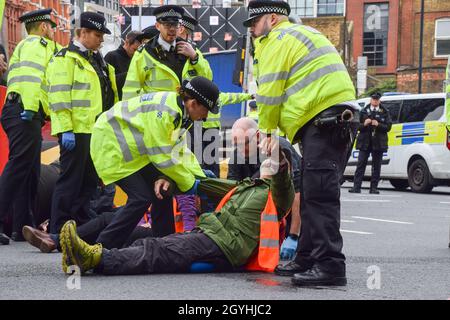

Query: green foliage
[359,80,397,98]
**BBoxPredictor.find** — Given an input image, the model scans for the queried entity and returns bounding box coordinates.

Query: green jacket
[253,21,355,143]
[446,59,449,131]
[6,35,61,115]
[91,91,204,192]
[46,44,118,135]
[196,156,294,267]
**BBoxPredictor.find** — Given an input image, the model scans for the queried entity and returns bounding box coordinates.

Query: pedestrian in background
[349,92,392,194]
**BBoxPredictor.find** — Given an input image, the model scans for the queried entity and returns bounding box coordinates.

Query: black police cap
[182,77,220,114]
[80,12,111,35]
[153,5,184,23]
[181,15,198,33]
[136,26,159,42]
[371,92,382,99]
[19,8,57,28]
[243,0,291,27]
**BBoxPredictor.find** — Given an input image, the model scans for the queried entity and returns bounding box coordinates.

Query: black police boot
[275,260,312,277]
[292,265,347,286]
[348,188,361,193]
[369,188,380,194]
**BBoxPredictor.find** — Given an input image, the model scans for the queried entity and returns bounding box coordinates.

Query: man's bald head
[231,117,259,159]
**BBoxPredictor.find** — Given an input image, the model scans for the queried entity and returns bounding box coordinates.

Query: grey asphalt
[1,181,449,300]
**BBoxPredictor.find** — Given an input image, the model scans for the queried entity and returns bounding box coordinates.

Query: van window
[399,99,445,123]
[381,100,402,123]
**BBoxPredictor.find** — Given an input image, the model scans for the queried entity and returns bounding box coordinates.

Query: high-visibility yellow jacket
[253,21,355,143]
[201,92,253,129]
[122,43,212,100]
[91,91,205,192]
[446,59,450,131]
[6,35,61,115]
[248,109,259,122]
[46,45,118,135]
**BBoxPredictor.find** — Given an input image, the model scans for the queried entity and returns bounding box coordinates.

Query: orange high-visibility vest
[215,187,280,272]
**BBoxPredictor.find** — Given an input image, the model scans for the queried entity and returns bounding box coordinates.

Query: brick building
[346,0,450,94]
[3,0,71,56]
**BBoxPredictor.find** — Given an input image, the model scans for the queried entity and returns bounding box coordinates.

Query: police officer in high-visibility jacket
[90,76,220,250]
[122,5,212,100]
[244,0,356,286]
[0,9,60,245]
[46,12,118,239]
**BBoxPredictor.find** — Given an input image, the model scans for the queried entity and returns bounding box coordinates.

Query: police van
[344,93,450,193]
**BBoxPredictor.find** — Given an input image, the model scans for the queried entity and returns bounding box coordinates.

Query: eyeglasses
[250,15,266,27]
[161,22,180,29]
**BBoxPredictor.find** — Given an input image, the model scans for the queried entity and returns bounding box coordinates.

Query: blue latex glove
[20,110,36,121]
[185,179,200,196]
[61,132,76,151]
[202,169,217,178]
[280,235,298,261]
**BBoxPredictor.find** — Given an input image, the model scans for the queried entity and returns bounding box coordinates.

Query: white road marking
[439,202,450,204]
[351,216,414,225]
[341,199,391,202]
[340,229,373,235]
[351,194,402,198]
[341,219,356,223]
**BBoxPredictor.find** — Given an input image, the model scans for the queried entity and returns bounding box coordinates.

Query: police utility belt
[313,104,355,128]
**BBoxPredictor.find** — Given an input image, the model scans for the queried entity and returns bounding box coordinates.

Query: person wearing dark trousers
[46,12,118,241]
[349,92,392,194]
[0,9,60,244]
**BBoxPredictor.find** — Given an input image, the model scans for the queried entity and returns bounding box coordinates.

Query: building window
[289,0,315,17]
[435,19,450,57]
[317,0,345,16]
[363,3,389,67]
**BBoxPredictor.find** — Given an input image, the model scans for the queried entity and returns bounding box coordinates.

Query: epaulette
[137,44,145,53]
[55,48,68,57]
[40,37,48,47]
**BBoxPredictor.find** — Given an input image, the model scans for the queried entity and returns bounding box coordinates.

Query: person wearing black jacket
[104,31,143,100]
[349,92,392,194]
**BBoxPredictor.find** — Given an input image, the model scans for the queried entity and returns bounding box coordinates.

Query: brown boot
[22,226,56,253]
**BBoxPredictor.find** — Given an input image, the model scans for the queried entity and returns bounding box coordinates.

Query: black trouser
[96,163,174,249]
[99,231,231,275]
[0,101,42,233]
[295,105,356,275]
[50,133,98,234]
[189,122,220,177]
[352,148,384,190]
[76,211,153,248]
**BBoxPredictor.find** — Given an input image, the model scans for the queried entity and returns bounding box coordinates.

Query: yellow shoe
[60,220,102,274]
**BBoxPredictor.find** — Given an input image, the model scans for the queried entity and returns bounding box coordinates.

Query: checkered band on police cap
[248,6,289,17]
[185,81,215,110]
[181,20,196,32]
[155,9,182,20]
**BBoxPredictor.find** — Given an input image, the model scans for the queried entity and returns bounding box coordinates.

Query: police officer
[122,5,212,100]
[244,0,357,286]
[349,92,392,194]
[0,9,60,244]
[46,12,118,241]
[91,76,219,249]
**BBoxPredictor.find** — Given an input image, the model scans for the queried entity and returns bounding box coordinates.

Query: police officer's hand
[0,54,7,77]
[61,132,76,151]
[371,119,379,127]
[176,41,197,60]
[280,235,298,260]
[364,118,372,127]
[154,178,172,200]
[20,110,36,121]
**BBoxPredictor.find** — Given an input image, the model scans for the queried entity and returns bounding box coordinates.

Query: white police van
[344,93,450,193]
